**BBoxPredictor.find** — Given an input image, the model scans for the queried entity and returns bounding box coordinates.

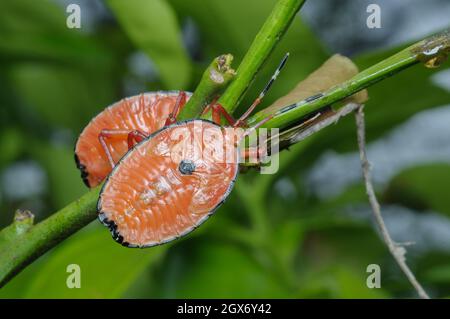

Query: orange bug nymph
[77,54,289,248]
[75,91,191,188]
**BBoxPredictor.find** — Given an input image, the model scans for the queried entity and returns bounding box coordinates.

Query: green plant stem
[178,54,235,119]
[248,28,450,129]
[218,0,307,113]
[0,186,100,286]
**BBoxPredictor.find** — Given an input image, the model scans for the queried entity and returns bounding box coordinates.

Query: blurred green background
[0,0,450,298]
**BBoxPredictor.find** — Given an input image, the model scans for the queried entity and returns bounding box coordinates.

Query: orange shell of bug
[97,120,240,247]
[75,91,191,188]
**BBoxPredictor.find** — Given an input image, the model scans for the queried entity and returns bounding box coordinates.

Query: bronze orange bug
[76,54,289,247]
[75,91,191,188]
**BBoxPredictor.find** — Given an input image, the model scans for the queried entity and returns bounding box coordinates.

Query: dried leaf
[265,54,368,113]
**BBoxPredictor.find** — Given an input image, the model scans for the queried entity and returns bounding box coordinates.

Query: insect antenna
[241,114,274,140]
[235,52,290,126]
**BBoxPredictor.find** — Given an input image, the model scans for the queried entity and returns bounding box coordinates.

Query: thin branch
[178,54,235,119]
[249,28,450,130]
[0,186,100,287]
[355,106,430,299]
[218,0,307,113]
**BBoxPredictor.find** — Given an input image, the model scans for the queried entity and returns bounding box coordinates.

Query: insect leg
[165,91,187,126]
[98,129,147,168]
[210,103,236,126]
[240,114,274,140]
[200,96,219,116]
[241,147,264,161]
[234,53,289,127]
[239,144,273,170]
[127,130,147,148]
[201,96,238,126]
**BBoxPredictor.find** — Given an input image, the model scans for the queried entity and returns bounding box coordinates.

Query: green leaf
[106,0,192,89]
[0,0,123,132]
[156,240,290,298]
[0,0,111,67]
[7,62,117,131]
[0,224,166,298]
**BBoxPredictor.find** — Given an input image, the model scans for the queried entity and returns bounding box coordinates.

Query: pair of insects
[75,54,290,248]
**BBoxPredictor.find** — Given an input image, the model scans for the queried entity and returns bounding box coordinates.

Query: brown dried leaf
[265,54,368,113]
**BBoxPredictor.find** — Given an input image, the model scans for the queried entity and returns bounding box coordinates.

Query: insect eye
[178,159,196,175]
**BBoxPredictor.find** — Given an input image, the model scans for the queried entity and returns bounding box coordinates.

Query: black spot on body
[179,159,196,175]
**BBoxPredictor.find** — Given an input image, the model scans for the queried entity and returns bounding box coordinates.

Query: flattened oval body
[75,91,191,188]
[98,119,240,247]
